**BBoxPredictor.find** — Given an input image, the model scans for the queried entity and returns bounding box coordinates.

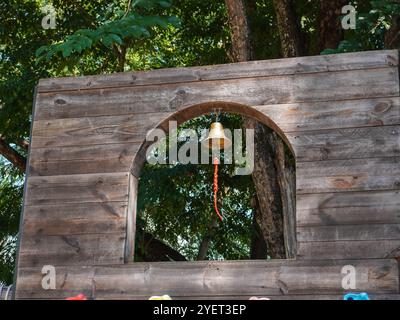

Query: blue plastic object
[343,293,370,300]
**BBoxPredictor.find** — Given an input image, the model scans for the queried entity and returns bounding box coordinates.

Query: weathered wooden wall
[15,260,400,300]
[15,50,400,299]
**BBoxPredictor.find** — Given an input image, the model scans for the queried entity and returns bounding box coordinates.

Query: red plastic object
[66,294,87,300]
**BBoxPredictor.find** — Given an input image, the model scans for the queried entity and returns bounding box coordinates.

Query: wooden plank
[34,67,399,121]
[30,143,140,163]
[25,173,129,206]
[18,233,125,267]
[22,202,127,220]
[298,240,400,259]
[92,293,400,300]
[268,294,400,300]
[15,294,400,300]
[296,157,400,194]
[256,97,400,133]
[288,294,400,300]
[297,190,400,227]
[29,143,140,176]
[15,259,399,299]
[31,113,167,148]
[125,174,138,263]
[276,260,398,295]
[27,123,400,176]
[21,201,127,239]
[290,125,400,162]
[298,224,400,242]
[36,50,398,93]
[23,218,125,236]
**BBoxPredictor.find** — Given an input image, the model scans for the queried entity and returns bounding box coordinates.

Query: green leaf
[62,45,73,58]
[109,34,123,45]
[167,16,181,27]
[159,1,172,8]
[45,50,54,61]
[81,36,93,48]
[35,45,48,58]
[101,35,114,47]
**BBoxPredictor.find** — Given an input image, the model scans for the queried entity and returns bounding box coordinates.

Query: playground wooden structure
[14,50,400,299]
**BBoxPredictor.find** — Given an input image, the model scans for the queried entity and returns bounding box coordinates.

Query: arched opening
[125,102,296,263]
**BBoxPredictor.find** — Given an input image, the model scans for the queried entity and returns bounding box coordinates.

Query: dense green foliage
[322,0,400,54]
[1,0,399,283]
[136,114,256,261]
[0,160,23,284]
[36,1,180,64]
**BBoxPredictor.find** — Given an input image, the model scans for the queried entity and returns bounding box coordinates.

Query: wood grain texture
[297,190,400,227]
[15,294,400,300]
[125,174,137,263]
[18,233,126,267]
[23,218,125,237]
[298,224,400,242]
[90,293,400,300]
[34,67,399,121]
[25,173,129,206]
[255,97,400,133]
[15,259,399,299]
[27,121,400,176]
[290,125,400,162]
[37,50,398,92]
[15,50,400,300]
[29,143,140,176]
[31,113,167,148]
[298,240,400,259]
[22,202,127,220]
[297,157,400,194]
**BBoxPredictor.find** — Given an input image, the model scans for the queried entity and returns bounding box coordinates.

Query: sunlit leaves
[321,0,400,54]
[0,159,23,284]
[133,0,173,9]
[35,1,180,63]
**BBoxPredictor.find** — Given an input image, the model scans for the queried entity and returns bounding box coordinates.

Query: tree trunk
[0,136,26,173]
[224,0,252,62]
[268,0,303,258]
[318,0,348,52]
[385,15,400,49]
[245,119,287,258]
[272,0,304,57]
[197,217,218,260]
[224,0,296,259]
[275,139,296,258]
[250,196,268,259]
[245,121,296,259]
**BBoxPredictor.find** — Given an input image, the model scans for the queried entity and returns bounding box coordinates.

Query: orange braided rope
[213,157,223,221]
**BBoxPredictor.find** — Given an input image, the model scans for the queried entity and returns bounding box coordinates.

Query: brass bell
[201,122,232,150]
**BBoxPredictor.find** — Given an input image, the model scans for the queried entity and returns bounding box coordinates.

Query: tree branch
[124,0,133,17]
[17,139,29,151]
[0,136,26,173]
[196,216,218,260]
[137,231,187,262]
[112,44,127,72]
[385,15,400,49]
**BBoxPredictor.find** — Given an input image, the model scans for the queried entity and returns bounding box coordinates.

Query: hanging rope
[213,157,223,221]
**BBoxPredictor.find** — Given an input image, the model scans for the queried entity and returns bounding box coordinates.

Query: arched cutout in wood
[125,101,296,262]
